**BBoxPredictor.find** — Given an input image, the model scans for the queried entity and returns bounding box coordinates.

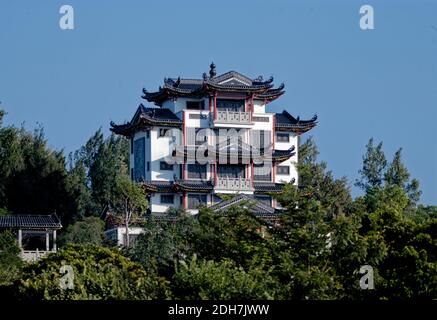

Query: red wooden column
[272,114,276,183]
[214,162,218,186]
[272,114,276,150]
[182,110,186,180]
[209,96,213,113]
[251,163,254,188]
[213,92,217,120]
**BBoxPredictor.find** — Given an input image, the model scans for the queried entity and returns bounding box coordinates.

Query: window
[133,138,145,182]
[217,164,245,178]
[186,128,208,146]
[254,163,272,181]
[251,130,271,149]
[187,164,207,179]
[195,128,208,146]
[216,99,245,111]
[130,137,134,154]
[186,101,205,110]
[146,130,150,139]
[160,161,173,171]
[187,194,207,209]
[252,116,269,122]
[276,165,290,175]
[276,132,290,142]
[159,128,169,137]
[147,161,150,172]
[160,195,174,204]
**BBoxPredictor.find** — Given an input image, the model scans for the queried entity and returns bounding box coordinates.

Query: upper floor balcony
[213,98,253,127]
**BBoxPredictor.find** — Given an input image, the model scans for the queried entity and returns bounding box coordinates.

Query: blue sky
[0,0,436,204]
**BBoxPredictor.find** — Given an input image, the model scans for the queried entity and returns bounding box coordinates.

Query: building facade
[111,63,317,218]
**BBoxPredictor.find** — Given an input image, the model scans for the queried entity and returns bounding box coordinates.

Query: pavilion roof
[110,104,182,136]
[275,110,318,134]
[0,215,62,230]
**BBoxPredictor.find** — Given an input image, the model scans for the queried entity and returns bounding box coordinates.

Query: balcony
[216,177,253,191]
[216,110,251,125]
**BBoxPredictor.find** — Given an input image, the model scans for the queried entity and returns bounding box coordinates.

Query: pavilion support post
[45,232,50,252]
[18,229,22,249]
[53,230,57,252]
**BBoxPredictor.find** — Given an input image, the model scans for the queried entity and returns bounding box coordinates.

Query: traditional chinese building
[110,63,317,220]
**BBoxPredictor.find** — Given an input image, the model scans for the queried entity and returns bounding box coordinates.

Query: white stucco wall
[150,192,181,213]
[274,132,298,185]
[104,226,145,246]
[253,100,266,113]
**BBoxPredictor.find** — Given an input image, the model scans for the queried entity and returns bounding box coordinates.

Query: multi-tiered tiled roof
[142,63,286,105]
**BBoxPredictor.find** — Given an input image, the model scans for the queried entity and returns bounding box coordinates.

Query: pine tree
[355,138,387,192]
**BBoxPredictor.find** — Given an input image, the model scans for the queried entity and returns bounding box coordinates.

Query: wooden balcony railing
[216,177,252,191]
[216,110,251,124]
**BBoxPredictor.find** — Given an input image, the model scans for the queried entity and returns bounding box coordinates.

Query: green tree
[384,148,421,206]
[298,137,352,218]
[193,205,273,270]
[65,155,91,221]
[0,115,75,225]
[11,244,169,300]
[355,138,387,193]
[111,171,148,247]
[130,213,196,277]
[58,217,105,247]
[172,255,277,300]
[68,130,130,217]
[274,184,340,299]
[0,230,22,286]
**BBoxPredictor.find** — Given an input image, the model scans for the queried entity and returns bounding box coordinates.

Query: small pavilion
[0,215,62,261]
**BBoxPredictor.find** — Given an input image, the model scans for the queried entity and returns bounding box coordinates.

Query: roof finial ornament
[202,72,208,81]
[209,62,216,78]
[175,77,181,87]
[254,75,263,82]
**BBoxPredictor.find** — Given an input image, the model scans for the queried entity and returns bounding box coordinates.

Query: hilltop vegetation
[0,108,436,300]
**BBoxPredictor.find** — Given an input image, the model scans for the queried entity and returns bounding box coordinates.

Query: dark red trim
[272,164,276,182]
[183,192,187,209]
[272,113,276,150]
[209,96,213,113]
[215,93,248,99]
[251,163,254,188]
[182,111,186,180]
[213,92,217,120]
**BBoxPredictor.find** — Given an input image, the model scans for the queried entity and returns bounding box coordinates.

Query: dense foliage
[0,230,22,286]
[8,244,169,300]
